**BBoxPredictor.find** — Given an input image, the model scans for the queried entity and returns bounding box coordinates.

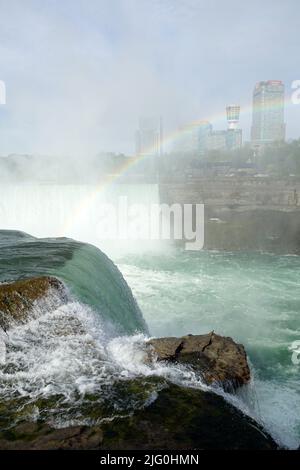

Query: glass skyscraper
[251,80,285,148]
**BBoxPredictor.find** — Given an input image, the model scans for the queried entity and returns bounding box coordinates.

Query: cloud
[0,0,299,156]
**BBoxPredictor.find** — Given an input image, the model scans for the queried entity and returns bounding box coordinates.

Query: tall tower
[226,105,240,130]
[135,116,163,157]
[226,105,242,150]
[251,80,285,148]
[135,116,163,179]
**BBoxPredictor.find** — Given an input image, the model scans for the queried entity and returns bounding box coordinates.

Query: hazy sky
[0,0,299,156]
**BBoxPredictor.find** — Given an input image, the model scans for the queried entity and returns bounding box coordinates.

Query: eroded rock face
[147,332,251,390]
[0,422,104,450]
[0,382,277,450]
[0,276,66,330]
[0,276,270,449]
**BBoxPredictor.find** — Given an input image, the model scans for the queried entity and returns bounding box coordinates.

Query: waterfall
[0,183,161,256]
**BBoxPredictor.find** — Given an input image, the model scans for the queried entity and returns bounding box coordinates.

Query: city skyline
[251,80,285,148]
[136,79,287,158]
[0,77,294,159]
[0,0,299,157]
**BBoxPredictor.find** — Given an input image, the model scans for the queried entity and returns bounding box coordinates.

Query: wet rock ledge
[0,276,65,330]
[0,383,277,450]
[0,276,278,450]
[147,332,250,391]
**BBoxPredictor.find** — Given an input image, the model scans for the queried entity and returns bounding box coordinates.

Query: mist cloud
[0,0,299,156]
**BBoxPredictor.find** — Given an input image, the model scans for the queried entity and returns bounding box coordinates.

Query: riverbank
[0,276,276,450]
[160,176,300,253]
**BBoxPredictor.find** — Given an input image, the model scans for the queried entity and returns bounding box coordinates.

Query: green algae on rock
[0,381,277,450]
[147,332,251,391]
[0,276,66,330]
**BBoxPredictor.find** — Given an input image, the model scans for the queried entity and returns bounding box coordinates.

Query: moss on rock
[0,380,277,450]
[147,332,251,391]
[0,276,65,330]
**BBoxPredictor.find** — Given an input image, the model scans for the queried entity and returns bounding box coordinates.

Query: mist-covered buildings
[134,116,163,178]
[251,80,285,150]
[132,80,288,180]
[174,106,242,157]
[135,117,163,158]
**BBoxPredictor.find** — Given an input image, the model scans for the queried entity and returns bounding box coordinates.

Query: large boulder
[0,277,275,450]
[0,382,277,450]
[98,382,277,450]
[0,276,66,330]
[147,332,250,390]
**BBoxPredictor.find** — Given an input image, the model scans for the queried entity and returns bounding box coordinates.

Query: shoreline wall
[159,177,300,253]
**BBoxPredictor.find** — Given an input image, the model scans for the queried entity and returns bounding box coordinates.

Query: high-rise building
[134,116,163,179]
[226,105,240,130]
[135,117,163,157]
[198,121,213,155]
[206,105,242,153]
[172,106,242,157]
[251,80,285,148]
[207,130,228,151]
[225,105,242,151]
[176,121,212,155]
[226,129,242,151]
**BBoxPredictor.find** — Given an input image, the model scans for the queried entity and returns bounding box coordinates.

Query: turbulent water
[0,231,211,435]
[0,183,299,449]
[117,250,300,449]
[0,183,160,256]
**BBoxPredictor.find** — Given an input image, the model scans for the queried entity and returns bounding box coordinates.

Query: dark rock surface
[0,382,277,450]
[0,277,276,450]
[0,276,66,330]
[147,332,250,391]
[160,180,300,254]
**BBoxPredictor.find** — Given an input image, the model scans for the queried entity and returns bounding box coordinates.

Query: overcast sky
[0,0,299,156]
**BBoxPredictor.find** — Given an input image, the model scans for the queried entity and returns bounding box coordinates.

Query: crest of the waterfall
[0,183,169,257]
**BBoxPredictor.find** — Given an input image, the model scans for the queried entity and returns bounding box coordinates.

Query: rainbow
[61,95,294,235]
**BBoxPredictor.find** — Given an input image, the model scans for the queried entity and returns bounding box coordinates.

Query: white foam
[0,290,293,448]
[0,294,234,423]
